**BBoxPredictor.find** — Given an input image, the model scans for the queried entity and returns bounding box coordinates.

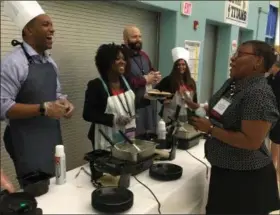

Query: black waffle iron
[162,105,202,151]
[0,190,43,215]
[84,150,156,213]
[84,149,154,188]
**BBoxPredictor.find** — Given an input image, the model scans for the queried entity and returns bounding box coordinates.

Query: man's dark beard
[128,41,142,52]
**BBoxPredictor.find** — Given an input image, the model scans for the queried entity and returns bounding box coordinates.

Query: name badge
[212,98,231,115]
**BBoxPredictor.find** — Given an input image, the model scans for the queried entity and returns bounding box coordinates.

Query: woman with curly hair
[83,43,136,150]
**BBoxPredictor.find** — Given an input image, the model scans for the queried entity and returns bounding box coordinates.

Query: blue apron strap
[121,75,131,90]
[99,77,110,96]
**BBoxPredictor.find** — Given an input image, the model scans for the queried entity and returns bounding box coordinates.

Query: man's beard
[128,41,142,52]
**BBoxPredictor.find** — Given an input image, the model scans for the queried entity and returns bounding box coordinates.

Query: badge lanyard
[210,82,237,120]
[132,56,145,75]
[117,93,132,118]
[228,82,237,99]
[219,82,237,102]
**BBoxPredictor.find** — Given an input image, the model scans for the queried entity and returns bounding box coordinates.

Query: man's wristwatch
[39,103,46,116]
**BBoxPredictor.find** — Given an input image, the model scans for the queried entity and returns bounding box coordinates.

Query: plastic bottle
[157,119,166,140]
[169,137,178,160]
[55,145,66,185]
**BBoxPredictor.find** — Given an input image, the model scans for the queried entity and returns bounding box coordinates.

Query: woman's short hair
[95,43,127,79]
[242,40,276,71]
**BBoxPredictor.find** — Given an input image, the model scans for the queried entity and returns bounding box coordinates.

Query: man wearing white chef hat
[1,1,74,188]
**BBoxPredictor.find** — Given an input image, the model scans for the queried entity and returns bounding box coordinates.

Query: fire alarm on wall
[193,20,199,30]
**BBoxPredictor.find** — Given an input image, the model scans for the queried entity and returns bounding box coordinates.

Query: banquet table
[36,139,211,214]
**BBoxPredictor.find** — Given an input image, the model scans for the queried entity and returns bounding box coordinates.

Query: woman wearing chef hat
[1,1,74,188]
[155,47,197,122]
[83,43,136,150]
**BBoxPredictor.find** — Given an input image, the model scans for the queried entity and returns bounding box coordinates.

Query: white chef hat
[3,1,45,31]
[171,47,190,63]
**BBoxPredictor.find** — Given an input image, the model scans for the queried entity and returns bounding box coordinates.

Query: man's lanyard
[132,56,145,75]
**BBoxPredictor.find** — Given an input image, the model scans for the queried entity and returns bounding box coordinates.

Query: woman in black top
[185,41,279,214]
[155,47,197,122]
[83,43,136,150]
[267,61,280,183]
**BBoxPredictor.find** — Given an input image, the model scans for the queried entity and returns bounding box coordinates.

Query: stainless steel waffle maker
[83,150,136,213]
[148,106,184,181]
[153,105,202,162]
[84,131,157,213]
[170,106,203,150]
[148,105,184,161]
[84,130,156,188]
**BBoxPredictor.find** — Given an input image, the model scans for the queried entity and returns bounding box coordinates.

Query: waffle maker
[148,105,184,181]
[84,150,152,213]
[84,149,154,188]
[139,105,183,161]
[149,163,183,181]
[91,187,133,213]
[0,190,43,215]
[19,171,52,197]
[164,105,202,151]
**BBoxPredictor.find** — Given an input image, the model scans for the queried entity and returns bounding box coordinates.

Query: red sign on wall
[181,1,192,16]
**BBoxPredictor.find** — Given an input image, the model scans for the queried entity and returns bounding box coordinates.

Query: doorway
[200,24,218,103]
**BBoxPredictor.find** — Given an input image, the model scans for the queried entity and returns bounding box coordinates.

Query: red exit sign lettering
[181,1,192,16]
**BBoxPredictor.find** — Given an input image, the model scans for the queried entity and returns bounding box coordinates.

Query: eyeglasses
[232,51,256,58]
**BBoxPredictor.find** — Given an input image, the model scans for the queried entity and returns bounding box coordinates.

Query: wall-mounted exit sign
[181,1,192,16]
